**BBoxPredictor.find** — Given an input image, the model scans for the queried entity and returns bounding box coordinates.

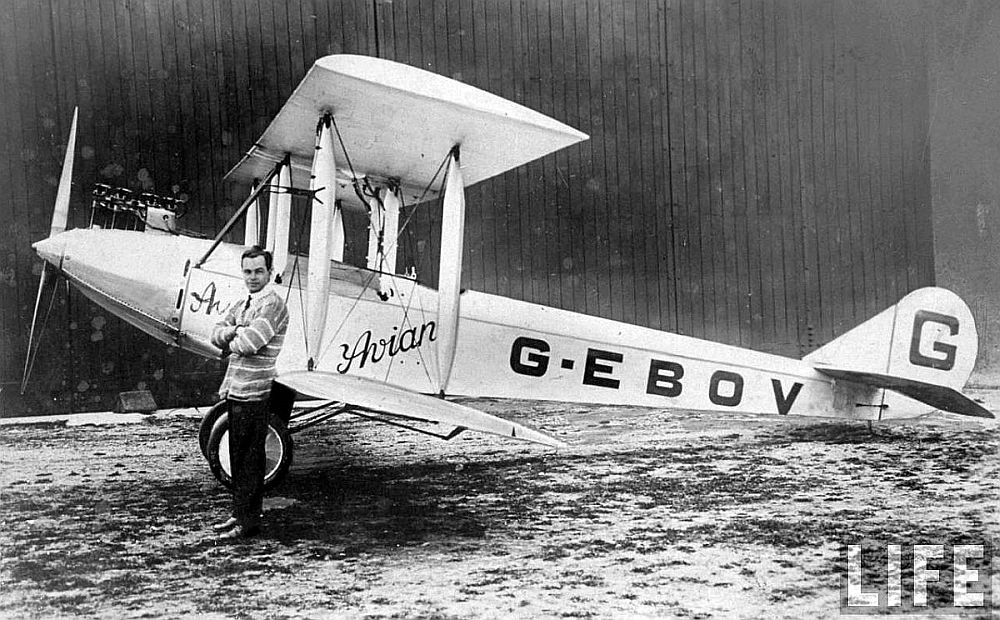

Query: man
[209,246,289,540]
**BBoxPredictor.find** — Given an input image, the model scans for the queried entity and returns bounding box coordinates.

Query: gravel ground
[0,396,997,619]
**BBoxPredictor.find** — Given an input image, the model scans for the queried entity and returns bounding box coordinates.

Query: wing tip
[529,430,569,450]
[957,402,995,419]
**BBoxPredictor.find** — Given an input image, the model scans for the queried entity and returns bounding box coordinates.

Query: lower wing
[276,370,566,448]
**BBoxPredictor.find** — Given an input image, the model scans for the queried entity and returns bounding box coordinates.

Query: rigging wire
[308,114,453,388]
[317,267,382,361]
[329,115,374,215]
[314,132,449,385]
[379,151,451,273]
[374,156,453,388]
[287,195,311,355]
[379,271,435,388]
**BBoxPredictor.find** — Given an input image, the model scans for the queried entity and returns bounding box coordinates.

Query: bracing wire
[374,155,453,388]
[380,151,452,268]
[378,271,435,387]
[310,114,453,386]
[329,115,373,214]
[319,268,382,355]
[319,197,437,386]
[287,196,311,354]
[330,110,452,277]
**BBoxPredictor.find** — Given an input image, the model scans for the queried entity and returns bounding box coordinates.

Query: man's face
[241,255,272,293]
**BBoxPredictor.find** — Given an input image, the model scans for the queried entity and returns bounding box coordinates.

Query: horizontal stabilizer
[277,370,566,448]
[815,367,994,419]
[226,55,588,211]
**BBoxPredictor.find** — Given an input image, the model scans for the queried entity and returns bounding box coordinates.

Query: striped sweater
[211,287,289,401]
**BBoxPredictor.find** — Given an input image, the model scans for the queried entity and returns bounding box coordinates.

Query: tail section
[805,287,991,419]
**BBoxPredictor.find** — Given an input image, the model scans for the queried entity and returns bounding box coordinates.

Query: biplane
[22,55,993,490]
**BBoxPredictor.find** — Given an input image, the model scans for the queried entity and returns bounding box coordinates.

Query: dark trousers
[227,398,268,527]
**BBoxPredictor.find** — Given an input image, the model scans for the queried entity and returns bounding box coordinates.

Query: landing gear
[198,400,227,458]
[197,385,348,491]
[199,384,297,490]
[204,412,294,491]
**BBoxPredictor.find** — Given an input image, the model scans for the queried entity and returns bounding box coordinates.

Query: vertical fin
[806,287,980,418]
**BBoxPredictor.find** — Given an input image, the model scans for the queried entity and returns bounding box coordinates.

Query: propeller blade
[51,107,78,237]
[20,262,51,394]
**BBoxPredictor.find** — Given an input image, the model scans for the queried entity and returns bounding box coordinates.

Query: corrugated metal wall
[1,0,932,415]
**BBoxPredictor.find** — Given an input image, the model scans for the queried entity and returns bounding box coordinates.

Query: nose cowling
[44,228,201,346]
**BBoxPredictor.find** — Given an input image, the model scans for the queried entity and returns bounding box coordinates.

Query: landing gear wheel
[205,412,294,491]
[198,400,227,458]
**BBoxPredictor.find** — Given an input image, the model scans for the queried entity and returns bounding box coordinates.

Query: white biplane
[23,55,992,489]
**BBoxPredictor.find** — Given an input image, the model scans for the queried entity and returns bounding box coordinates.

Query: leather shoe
[215,524,261,541]
[211,517,238,532]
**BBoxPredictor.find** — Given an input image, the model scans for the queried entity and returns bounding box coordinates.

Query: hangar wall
[384,0,933,350]
[0,0,932,414]
[929,0,1000,384]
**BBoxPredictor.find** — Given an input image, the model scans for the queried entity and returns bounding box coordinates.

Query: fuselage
[34,227,922,420]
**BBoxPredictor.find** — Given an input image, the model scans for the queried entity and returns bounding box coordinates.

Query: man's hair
[241,245,273,271]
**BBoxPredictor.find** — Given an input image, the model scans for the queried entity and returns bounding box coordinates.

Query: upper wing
[225,55,588,211]
[276,370,566,448]
[813,367,994,419]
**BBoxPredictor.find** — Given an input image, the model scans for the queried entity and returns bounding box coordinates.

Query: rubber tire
[205,412,294,491]
[198,400,228,458]
[199,387,294,459]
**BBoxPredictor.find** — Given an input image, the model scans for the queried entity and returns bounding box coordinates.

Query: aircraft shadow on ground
[264,456,547,549]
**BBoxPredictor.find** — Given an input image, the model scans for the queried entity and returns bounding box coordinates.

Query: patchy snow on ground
[1,397,997,619]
